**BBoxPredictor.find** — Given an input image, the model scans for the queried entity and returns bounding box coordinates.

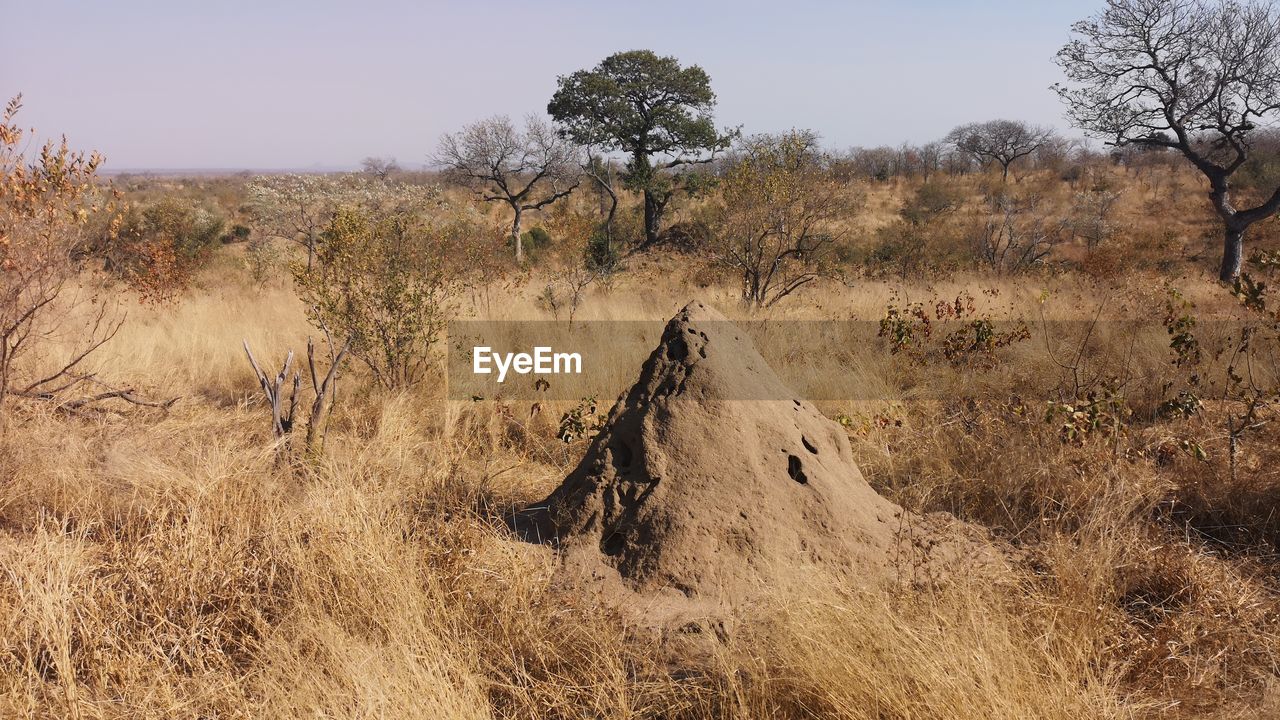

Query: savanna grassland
[7,76,1280,719]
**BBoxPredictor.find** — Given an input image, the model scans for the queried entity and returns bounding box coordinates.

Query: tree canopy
[548,50,734,245]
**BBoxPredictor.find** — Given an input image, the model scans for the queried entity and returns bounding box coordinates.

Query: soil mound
[517,301,994,620]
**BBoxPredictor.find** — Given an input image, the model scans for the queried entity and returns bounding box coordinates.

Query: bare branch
[434,115,581,263]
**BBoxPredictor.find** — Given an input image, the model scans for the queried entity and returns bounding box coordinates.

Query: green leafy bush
[138,198,226,263]
[507,226,554,263]
[226,224,252,243]
[522,226,552,248]
[102,197,228,298]
[584,227,620,273]
[293,206,462,389]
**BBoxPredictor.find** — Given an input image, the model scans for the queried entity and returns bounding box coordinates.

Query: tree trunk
[1221,225,1244,282]
[0,348,9,417]
[601,183,618,252]
[1206,175,1246,282]
[512,207,524,265]
[604,196,618,252]
[643,190,661,246]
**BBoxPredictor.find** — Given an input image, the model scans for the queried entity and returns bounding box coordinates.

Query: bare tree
[918,141,945,181]
[947,120,1056,182]
[247,175,346,271]
[1056,0,1280,281]
[838,146,899,182]
[537,268,601,327]
[971,191,1066,273]
[360,156,400,182]
[1067,186,1123,250]
[435,115,580,264]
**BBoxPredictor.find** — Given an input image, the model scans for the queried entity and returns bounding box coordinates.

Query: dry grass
[3,169,1280,718]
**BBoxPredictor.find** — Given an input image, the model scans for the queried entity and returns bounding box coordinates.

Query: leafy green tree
[548,50,734,247]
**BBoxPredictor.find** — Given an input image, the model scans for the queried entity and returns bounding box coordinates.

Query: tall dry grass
[2,221,1279,719]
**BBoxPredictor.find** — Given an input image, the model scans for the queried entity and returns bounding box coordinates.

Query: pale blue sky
[1,0,1103,170]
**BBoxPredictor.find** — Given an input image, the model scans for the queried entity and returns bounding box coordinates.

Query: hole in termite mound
[802,436,818,455]
[787,454,808,484]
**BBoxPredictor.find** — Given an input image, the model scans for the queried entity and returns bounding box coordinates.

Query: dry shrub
[1081,242,1129,279]
[854,401,1280,711]
[1039,500,1280,713]
[1160,407,1280,550]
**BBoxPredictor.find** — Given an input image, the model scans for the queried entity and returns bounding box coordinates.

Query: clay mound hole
[612,440,634,469]
[667,336,688,361]
[787,454,808,484]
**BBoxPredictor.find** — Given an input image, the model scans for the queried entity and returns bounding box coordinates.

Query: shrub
[657,219,712,253]
[711,131,855,307]
[225,224,252,243]
[611,204,646,247]
[511,226,553,263]
[107,198,227,294]
[522,226,552,249]
[539,209,611,323]
[898,180,964,225]
[1066,188,1121,250]
[584,227,620,274]
[293,206,461,389]
[877,290,1030,369]
[245,237,283,287]
[0,95,122,405]
[868,181,965,279]
[967,190,1066,274]
[141,198,226,263]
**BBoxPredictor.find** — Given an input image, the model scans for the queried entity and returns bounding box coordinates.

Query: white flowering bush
[246,174,446,270]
